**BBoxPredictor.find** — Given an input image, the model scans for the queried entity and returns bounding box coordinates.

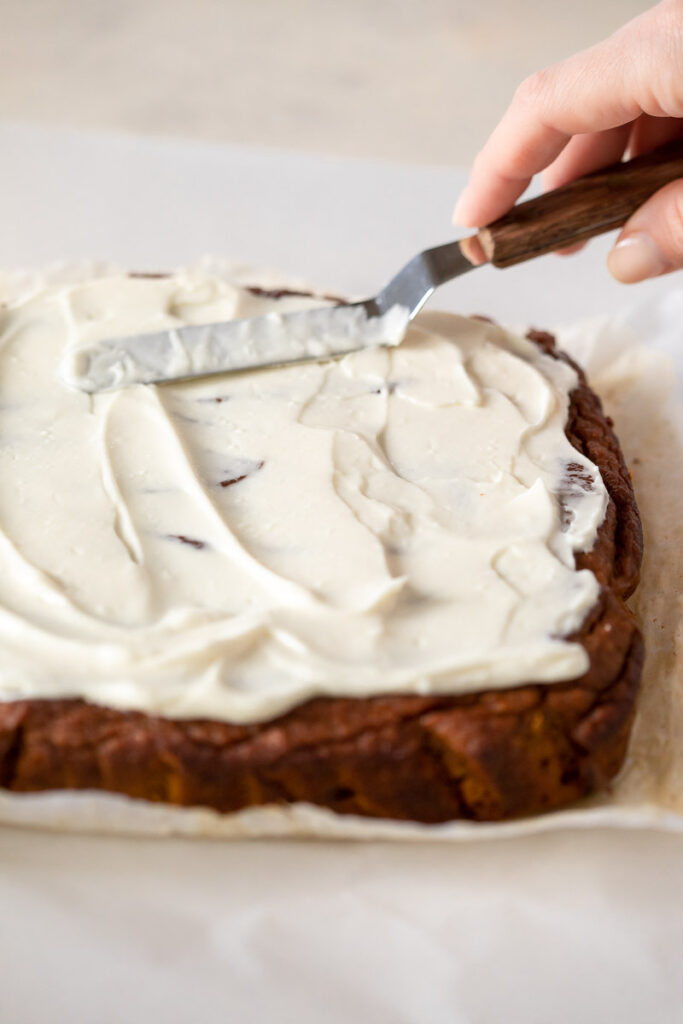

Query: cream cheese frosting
[0,270,608,723]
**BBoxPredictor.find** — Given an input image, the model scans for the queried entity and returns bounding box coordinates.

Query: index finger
[453,8,661,227]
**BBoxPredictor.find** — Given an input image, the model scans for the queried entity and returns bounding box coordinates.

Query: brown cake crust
[0,324,644,823]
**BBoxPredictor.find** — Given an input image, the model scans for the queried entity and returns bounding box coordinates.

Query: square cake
[0,270,643,821]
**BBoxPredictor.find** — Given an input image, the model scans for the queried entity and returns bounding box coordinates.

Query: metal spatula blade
[62,138,683,393]
[61,242,475,393]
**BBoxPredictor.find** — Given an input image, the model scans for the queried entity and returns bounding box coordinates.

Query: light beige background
[1,0,650,164]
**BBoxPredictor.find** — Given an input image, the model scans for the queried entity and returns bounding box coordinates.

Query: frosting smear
[0,271,608,723]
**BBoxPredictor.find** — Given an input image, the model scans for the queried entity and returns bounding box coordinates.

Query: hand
[453,0,683,283]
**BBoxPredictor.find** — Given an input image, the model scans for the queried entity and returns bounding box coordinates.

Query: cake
[0,270,643,822]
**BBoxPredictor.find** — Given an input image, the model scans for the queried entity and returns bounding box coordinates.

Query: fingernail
[607,232,669,283]
[452,186,474,226]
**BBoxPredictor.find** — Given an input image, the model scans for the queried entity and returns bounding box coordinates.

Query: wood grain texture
[478,139,683,268]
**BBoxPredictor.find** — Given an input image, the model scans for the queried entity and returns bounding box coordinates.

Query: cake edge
[0,315,644,823]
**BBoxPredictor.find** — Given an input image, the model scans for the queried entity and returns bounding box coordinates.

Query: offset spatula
[66,139,683,393]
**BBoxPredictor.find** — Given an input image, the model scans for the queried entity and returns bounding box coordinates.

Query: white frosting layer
[0,271,608,722]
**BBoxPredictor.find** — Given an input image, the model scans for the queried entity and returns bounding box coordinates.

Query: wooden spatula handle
[476,138,683,268]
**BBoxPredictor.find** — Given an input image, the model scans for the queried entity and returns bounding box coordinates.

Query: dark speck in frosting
[167,534,208,550]
[220,460,264,487]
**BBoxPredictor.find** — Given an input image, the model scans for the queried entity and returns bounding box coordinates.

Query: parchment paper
[0,276,680,840]
[2,128,683,1024]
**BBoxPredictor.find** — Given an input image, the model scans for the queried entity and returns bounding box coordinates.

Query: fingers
[607,178,683,282]
[453,0,683,228]
[541,124,632,191]
[629,113,683,157]
[543,115,683,193]
[543,127,632,255]
[452,114,568,228]
[452,41,638,227]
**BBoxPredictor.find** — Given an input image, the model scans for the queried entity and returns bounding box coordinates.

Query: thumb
[607,178,683,283]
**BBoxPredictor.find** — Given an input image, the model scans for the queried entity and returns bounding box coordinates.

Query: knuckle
[646,0,680,38]
[514,69,552,110]
[641,0,683,115]
[658,0,683,28]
